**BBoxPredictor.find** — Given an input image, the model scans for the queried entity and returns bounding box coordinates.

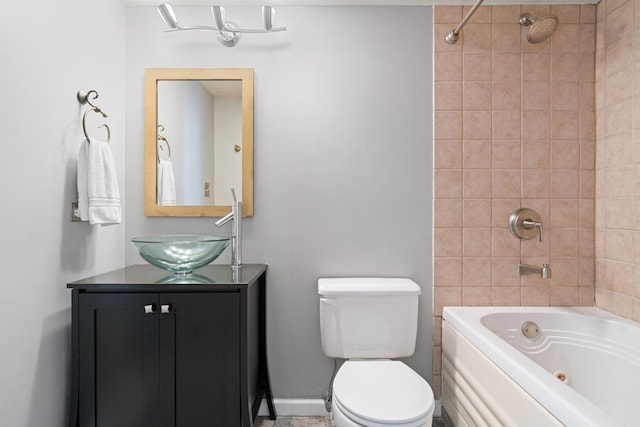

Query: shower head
[519,13,559,44]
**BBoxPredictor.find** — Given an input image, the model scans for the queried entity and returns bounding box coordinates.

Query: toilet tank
[318,278,421,359]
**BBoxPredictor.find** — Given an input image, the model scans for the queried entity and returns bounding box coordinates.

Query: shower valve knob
[509,208,544,242]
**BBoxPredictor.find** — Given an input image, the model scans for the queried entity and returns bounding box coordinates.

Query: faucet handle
[509,208,544,242]
[522,219,543,242]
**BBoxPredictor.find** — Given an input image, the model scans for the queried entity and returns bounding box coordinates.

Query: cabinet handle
[161,304,172,314]
[144,304,156,314]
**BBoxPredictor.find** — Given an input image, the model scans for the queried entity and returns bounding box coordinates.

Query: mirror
[144,68,254,217]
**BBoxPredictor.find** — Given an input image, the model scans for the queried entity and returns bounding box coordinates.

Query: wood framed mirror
[144,68,254,217]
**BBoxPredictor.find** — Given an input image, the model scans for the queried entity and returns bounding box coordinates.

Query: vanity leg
[68,289,79,427]
[259,273,277,420]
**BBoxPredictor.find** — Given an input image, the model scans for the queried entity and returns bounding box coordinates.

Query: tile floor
[254,416,448,426]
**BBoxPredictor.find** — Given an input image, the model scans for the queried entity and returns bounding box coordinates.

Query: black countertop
[67,264,268,291]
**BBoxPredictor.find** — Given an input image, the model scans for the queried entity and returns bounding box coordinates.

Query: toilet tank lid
[318,278,421,296]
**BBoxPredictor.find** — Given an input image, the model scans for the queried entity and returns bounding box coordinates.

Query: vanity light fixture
[157,3,286,47]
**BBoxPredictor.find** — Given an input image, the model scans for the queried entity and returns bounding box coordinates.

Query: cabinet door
[158,292,241,427]
[78,293,162,427]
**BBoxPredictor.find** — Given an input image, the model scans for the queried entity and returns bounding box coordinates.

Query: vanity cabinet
[67,264,276,427]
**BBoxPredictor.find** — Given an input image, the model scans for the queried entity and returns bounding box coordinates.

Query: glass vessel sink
[131,235,230,276]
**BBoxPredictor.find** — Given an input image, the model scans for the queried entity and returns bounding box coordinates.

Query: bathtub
[441,306,640,427]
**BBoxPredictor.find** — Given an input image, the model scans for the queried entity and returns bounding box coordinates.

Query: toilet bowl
[331,361,434,427]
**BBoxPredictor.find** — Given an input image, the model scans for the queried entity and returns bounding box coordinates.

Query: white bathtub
[441,306,640,427]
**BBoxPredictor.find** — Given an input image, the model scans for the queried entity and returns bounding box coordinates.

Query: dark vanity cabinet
[67,264,276,427]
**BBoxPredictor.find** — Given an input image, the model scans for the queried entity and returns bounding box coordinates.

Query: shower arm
[445,0,485,44]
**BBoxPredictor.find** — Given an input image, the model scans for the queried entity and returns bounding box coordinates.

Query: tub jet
[522,321,541,339]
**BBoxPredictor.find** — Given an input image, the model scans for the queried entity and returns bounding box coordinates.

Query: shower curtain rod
[445,0,485,44]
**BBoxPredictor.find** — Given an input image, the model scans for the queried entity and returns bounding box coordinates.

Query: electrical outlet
[204,182,210,198]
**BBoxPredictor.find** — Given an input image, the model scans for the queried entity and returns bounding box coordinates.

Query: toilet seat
[332,360,434,427]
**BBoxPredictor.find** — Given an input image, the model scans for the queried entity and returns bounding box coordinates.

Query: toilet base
[331,398,432,427]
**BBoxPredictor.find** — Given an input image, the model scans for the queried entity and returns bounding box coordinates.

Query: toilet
[318,277,435,427]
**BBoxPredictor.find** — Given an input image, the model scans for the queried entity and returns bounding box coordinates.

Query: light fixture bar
[157,3,179,29]
[157,3,287,46]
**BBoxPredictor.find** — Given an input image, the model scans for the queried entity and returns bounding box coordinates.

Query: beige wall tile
[493,111,521,139]
[580,5,596,24]
[435,81,463,111]
[522,140,550,169]
[523,53,550,81]
[463,111,493,140]
[434,5,463,24]
[464,53,492,81]
[522,111,551,140]
[463,140,492,168]
[435,140,462,169]
[523,81,550,110]
[551,170,580,198]
[463,199,492,227]
[492,53,521,81]
[464,23,492,52]
[434,228,463,257]
[463,169,492,198]
[434,198,463,228]
[551,140,580,169]
[550,286,581,306]
[435,52,463,81]
[493,81,521,111]
[434,170,462,199]
[552,82,580,111]
[463,228,492,257]
[463,286,492,305]
[493,170,521,198]
[492,286,521,305]
[492,258,520,286]
[521,286,550,306]
[552,111,581,139]
[435,111,463,140]
[552,53,581,81]
[463,258,492,286]
[492,140,521,169]
[492,24,521,52]
[522,169,550,198]
[551,5,581,24]
[550,228,581,257]
[434,258,463,287]
[492,5,521,24]
[434,287,462,316]
[492,228,521,257]
[463,81,493,111]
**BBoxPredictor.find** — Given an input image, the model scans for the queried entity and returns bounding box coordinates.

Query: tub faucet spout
[519,263,551,279]
[214,189,242,270]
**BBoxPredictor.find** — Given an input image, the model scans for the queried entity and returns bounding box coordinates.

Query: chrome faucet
[215,189,242,270]
[519,263,551,279]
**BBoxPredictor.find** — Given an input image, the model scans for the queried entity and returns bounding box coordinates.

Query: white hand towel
[157,159,176,206]
[77,139,90,221]
[87,138,121,225]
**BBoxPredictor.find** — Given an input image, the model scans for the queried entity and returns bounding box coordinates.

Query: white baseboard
[258,398,443,418]
[258,398,328,417]
[434,399,442,417]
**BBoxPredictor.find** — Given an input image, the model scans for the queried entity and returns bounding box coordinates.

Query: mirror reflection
[144,68,254,217]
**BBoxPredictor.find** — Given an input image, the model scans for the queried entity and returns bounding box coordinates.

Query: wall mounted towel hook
[78,89,110,143]
[77,90,105,113]
[156,124,171,161]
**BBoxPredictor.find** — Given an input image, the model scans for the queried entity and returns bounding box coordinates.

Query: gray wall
[0,1,126,426]
[125,6,434,397]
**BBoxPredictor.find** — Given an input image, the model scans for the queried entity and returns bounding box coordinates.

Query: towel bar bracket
[71,202,85,222]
